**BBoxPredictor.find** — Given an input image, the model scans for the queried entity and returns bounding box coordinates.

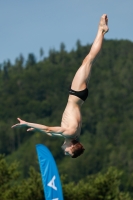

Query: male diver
[12,14,109,158]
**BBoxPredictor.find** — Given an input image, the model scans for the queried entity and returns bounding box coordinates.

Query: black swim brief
[69,87,88,101]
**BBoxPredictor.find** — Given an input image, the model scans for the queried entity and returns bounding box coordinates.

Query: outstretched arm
[11,118,64,137]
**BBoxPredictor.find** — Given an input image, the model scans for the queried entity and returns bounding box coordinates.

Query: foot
[99,14,109,34]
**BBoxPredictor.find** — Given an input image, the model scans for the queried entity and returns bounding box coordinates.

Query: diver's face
[61,142,74,156]
[64,146,73,156]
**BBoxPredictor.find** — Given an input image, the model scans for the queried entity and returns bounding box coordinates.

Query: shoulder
[62,127,78,138]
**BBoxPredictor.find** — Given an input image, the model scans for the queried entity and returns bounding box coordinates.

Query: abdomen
[61,101,82,130]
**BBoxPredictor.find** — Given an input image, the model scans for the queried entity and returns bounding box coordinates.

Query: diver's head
[61,139,85,158]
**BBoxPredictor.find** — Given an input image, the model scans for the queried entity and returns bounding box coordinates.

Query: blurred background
[0,0,133,64]
[0,1,133,199]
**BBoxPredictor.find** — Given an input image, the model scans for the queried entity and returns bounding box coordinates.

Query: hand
[11,118,27,128]
[27,128,35,132]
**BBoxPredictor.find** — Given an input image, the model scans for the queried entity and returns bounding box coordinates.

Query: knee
[82,54,93,65]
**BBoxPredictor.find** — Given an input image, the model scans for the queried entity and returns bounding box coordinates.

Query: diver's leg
[71,14,109,91]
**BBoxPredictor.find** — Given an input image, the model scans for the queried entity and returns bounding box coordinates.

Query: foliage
[0,155,43,200]
[0,155,132,200]
[62,167,131,200]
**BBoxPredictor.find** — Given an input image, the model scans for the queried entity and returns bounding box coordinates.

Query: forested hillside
[0,39,133,199]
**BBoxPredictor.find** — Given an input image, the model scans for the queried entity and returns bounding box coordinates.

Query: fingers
[11,124,19,128]
[27,128,34,132]
[17,117,21,122]
[11,125,15,128]
[11,118,21,128]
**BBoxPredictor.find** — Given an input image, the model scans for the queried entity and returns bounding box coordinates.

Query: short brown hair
[71,140,85,158]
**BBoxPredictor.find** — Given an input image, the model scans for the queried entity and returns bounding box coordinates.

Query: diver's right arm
[11,118,64,137]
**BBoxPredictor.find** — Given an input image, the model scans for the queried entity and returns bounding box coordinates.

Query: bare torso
[61,95,84,138]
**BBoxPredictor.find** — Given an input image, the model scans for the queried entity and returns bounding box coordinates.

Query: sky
[0,0,133,64]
